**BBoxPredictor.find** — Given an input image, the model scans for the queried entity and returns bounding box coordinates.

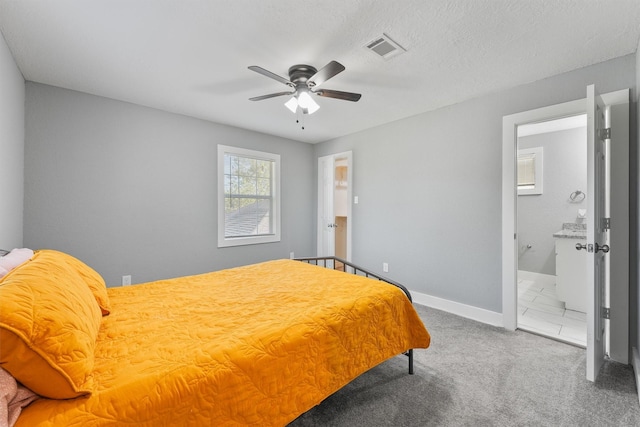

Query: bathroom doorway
[502,87,630,382]
[516,115,588,347]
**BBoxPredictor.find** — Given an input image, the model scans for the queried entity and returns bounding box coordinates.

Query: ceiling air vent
[365,33,406,60]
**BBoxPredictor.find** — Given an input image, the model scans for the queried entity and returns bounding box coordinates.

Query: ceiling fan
[248,60,361,115]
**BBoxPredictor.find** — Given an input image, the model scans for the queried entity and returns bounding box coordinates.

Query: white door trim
[501,89,629,364]
[606,91,630,364]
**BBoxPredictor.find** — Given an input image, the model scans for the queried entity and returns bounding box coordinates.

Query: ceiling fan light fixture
[284,91,320,115]
[284,96,298,113]
[298,91,320,114]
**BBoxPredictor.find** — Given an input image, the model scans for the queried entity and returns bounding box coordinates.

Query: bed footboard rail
[294,256,416,374]
[294,256,413,302]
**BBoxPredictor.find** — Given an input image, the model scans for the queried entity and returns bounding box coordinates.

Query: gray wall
[24,83,314,286]
[0,31,24,249]
[517,127,587,275]
[314,54,636,314]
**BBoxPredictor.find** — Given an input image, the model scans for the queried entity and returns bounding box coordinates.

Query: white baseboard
[410,290,503,327]
[633,347,640,406]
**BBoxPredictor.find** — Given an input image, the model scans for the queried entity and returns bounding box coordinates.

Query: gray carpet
[289,304,640,426]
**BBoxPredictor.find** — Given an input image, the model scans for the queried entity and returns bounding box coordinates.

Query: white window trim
[517,146,543,195]
[217,145,281,248]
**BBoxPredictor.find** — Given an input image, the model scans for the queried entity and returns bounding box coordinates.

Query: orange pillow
[0,251,102,399]
[39,249,111,316]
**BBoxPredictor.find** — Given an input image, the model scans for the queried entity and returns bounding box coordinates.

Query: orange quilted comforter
[16,259,430,426]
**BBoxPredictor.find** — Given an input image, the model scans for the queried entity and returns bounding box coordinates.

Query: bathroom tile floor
[517,270,586,347]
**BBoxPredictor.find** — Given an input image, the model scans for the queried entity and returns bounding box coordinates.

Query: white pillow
[0,248,34,279]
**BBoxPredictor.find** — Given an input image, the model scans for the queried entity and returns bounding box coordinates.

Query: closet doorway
[317,151,352,263]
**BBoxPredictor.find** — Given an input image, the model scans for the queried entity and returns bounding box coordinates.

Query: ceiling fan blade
[307,61,345,88]
[248,66,293,86]
[249,91,295,101]
[314,89,361,102]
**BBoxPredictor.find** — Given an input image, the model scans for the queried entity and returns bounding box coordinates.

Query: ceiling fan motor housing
[288,65,317,86]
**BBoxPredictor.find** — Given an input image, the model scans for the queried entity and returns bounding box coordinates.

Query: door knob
[595,243,610,253]
[575,243,587,251]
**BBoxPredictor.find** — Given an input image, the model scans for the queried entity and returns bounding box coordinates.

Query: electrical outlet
[383,262,389,273]
[122,275,132,286]
[290,252,295,259]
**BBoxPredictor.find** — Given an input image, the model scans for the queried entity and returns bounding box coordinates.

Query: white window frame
[517,146,543,195]
[217,145,281,248]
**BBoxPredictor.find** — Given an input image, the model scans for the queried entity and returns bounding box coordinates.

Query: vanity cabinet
[555,238,587,313]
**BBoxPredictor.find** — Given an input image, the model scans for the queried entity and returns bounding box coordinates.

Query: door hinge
[598,128,611,140]
[601,217,611,230]
[601,307,610,319]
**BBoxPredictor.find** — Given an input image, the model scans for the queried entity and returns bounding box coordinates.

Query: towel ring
[569,190,585,203]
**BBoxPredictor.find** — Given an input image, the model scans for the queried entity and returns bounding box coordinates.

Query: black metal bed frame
[294,256,415,375]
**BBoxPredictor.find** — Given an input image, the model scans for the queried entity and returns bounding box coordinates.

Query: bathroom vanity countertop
[553,229,587,239]
[553,223,586,239]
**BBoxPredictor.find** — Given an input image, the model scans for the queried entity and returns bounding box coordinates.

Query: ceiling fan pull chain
[295,107,305,130]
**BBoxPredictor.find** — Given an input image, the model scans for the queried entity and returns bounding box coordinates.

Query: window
[217,145,280,247]
[517,147,543,195]
[518,154,536,188]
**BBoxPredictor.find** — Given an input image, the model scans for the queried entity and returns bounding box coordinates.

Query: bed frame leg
[408,349,414,375]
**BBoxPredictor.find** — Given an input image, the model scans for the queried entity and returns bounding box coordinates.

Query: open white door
[317,155,335,257]
[317,152,353,260]
[585,84,610,382]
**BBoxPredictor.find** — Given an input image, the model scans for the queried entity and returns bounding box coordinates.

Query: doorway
[515,115,588,347]
[317,151,352,262]
[502,88,630,382]
[333,159,349,261]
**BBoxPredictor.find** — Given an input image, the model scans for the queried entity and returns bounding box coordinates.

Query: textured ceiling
[1,0,639,144]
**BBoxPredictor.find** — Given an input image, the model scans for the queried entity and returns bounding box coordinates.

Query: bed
[0,249,430,426]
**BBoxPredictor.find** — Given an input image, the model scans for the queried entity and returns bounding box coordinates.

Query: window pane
[224,175,230,194]
[256,160,271,178]
[238,176,252,195]
[230,175,238,194]
[224,154,231,175]
[257,178,271,196]
[230,155,239,175]
[256,199,271,234]
[238,157,254,176]
[518,155,536,186]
